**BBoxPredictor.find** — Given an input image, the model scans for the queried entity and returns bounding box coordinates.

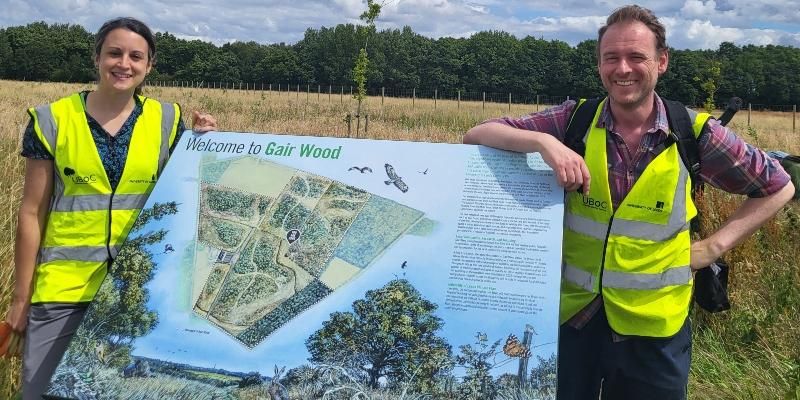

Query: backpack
[767,151,800,200]
[564,96,730,313]
[782,156,800,200]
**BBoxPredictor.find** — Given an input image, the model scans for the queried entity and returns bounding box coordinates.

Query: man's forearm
[464,122,548,153]
[704,182,795,257]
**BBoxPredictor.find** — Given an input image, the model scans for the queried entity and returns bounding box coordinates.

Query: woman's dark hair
[94,17,156,95]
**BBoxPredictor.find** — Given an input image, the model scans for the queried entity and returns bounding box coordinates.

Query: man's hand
[537,135,591,194]
[690,239,721,271]
[192,111,218,133]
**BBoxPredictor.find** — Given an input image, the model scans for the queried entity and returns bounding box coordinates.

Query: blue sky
[1,0,798,50]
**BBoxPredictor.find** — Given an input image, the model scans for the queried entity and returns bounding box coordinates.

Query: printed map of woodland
[191,156,425,347]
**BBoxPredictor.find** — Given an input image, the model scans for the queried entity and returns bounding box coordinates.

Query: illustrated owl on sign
[384,163,408,193]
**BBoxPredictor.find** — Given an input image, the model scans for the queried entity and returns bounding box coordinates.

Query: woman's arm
[5,159,54,334]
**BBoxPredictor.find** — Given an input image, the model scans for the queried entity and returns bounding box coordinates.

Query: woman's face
[95,28,152,93]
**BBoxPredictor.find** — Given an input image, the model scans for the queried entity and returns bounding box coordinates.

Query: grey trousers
[22,303,88,400]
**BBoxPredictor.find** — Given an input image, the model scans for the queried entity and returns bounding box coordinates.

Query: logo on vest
[581,195,608,211]
[63,167,96,184]
[627,200,667,213]
[129,174,158,184]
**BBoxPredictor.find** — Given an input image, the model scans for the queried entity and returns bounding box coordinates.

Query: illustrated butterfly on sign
[502,334,531,358]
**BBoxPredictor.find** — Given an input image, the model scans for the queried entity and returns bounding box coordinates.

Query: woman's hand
[2,297,29,357]
[192,111,218,133]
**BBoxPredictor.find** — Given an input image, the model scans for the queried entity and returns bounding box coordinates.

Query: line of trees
[2,21,800,106]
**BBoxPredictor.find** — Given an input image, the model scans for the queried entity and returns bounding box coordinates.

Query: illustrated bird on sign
[163,244,174,254]
[418,168,429,175]
[348,166,373,173]
[384,163,409,193]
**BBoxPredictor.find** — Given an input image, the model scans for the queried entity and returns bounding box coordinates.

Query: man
[464,4,794,400]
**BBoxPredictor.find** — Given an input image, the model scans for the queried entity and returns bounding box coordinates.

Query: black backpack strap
[660,99,714,234]
[659,99,709,193]
[565,98,602,158]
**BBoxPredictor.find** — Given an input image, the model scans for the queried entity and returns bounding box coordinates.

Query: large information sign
[45,132,564,400]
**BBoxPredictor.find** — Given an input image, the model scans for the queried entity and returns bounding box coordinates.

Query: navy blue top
[21,91,186,190]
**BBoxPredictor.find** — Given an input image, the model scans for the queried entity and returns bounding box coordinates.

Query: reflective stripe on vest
[560,97,708,337]
[39,245,123,263]
[50,193,150,212]
[29,93,179,303]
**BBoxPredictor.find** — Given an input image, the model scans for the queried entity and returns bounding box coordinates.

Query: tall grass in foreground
[0,80,798,399]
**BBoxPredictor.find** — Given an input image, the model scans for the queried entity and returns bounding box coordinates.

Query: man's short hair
[598,5,668,55]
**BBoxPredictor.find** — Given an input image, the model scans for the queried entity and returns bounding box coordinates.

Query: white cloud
[680,0,718,18]
[0,0,797,50]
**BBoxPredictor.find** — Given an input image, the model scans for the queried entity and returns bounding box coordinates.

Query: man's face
[598,20,668,111]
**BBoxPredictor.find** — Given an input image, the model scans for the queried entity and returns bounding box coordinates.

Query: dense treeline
[2,21,800,106]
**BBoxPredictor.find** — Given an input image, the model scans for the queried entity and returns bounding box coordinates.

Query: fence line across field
[144,80,798,133]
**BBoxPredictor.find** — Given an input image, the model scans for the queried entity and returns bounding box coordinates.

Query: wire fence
[144,80,798,133]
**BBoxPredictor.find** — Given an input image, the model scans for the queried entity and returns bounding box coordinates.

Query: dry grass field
[0,80,798,399]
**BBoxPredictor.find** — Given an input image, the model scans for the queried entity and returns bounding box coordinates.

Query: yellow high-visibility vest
[561,98,710,337]
[28,93,180,303]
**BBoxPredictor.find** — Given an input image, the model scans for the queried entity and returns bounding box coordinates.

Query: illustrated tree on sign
[528,353,557,397]
[78,201,179,367]
[306,279,452,392]
[455,332,502,399]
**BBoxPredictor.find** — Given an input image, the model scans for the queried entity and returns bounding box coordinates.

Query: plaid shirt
[483,94,791,331]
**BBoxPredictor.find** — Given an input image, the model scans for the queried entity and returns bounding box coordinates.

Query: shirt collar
[596,93,670,137]
[80,90,144,109]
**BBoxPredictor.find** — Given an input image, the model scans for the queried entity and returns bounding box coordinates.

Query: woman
[2,17,217,398]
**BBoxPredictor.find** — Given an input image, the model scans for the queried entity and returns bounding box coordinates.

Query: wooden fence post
[482,92,486,111]
[508,92,511,111]
[517,325,535,387]
[536,94,540,112]
[412,88,416,108]
[435,89,438,109]
[793,104,796,134]
[318,84,321,101]
[341,86,344,103]
[458,90,461,109]
[365,114,369,134]
[748,103,752,126]
[381,87,385,106]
